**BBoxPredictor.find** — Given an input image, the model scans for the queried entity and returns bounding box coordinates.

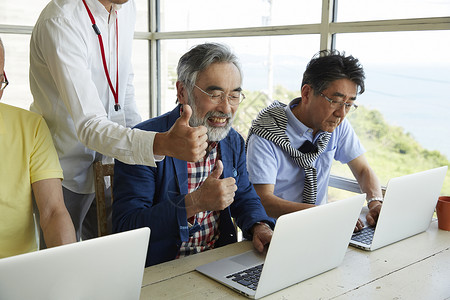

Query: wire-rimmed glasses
[0,71,8,91]
[194,84,245,106]
[320,93,358,112]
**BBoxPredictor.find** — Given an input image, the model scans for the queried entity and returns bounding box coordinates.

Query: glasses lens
[331,101,357,112]
[209,91,224,104]
[228,92,243,105]
[343,104,357,112]
[208,91,244,106]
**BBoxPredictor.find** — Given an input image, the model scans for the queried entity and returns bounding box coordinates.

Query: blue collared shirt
[246,102,365,206]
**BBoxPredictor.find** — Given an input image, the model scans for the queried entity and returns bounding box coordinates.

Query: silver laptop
[350,166,448,251]
[0,227,150,300]
[196,194,365,299]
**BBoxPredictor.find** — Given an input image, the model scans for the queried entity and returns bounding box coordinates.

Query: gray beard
[188,98,234,142]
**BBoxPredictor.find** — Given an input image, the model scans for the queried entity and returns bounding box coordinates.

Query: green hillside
[346,106,450,194]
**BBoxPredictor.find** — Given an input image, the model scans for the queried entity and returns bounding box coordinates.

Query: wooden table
[140,220,450,299]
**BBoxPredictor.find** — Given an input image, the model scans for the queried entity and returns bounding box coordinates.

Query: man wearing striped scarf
[246,50,383,232]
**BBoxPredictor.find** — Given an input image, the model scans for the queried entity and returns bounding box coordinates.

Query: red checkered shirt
[177,142,221,258]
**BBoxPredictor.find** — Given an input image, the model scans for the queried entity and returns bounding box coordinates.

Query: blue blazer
[113,105,273,267]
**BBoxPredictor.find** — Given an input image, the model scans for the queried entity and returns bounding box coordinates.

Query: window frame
[1,1,449,116]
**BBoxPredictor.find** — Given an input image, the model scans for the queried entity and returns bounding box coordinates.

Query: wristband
[367,197,383,208]
[255,221,272,231]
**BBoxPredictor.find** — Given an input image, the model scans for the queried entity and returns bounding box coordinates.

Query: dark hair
[301,50,365,95]
[177,42,242,92]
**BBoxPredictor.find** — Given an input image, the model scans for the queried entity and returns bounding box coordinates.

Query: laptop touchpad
[230,250,265,267]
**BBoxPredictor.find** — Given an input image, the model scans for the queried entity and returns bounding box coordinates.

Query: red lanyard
[82,0,120,111]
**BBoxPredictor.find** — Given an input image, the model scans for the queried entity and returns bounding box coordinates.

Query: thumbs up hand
[153,104,208,162]
[209,158,224,179]
[185,160,237,217]
[177,103,194,125]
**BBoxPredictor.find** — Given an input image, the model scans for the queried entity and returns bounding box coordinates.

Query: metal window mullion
[148,0,158,118]
[131,17,450,41]
[319,0,334,52]
[0,25,33,35]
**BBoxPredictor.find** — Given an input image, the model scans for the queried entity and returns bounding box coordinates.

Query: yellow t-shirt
[0,103,63,258]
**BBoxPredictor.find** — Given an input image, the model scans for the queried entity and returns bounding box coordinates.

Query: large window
[159,0,321,31]
[333,29,450,197]
[337,0,450,21]
[1,0,48,26]
[336,30,450,163]
[1,0,449,196]
[0,1,150,118]
[159,35,319,116]
[0,34,32,110]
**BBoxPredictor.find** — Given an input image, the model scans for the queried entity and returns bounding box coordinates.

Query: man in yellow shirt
[0,36,76,258]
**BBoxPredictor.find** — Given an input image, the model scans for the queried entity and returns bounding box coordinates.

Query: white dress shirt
[30,0,158,194]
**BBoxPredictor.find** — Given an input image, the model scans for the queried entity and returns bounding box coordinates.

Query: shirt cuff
[256,221,272,230]
[154,154,165,162]
[131,129,159,167]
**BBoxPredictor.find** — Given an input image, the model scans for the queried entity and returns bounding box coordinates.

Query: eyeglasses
[194,84,245,106]
[320,93,358,112]
[0,71,8,91]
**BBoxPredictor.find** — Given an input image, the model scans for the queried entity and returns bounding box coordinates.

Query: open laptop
[0,227,150,300]
[350,166,448,251]
[196,194,365,299]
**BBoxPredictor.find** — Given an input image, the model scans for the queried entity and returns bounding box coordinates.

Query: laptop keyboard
[226,264,264,291]
[351,226,375,244]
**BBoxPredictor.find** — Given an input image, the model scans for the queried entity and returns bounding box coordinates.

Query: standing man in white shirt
[29,0,208,241]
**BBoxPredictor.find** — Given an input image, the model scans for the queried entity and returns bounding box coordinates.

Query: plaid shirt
[177,142,221,258]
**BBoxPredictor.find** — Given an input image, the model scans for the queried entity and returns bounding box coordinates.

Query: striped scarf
[247,100,331,204]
